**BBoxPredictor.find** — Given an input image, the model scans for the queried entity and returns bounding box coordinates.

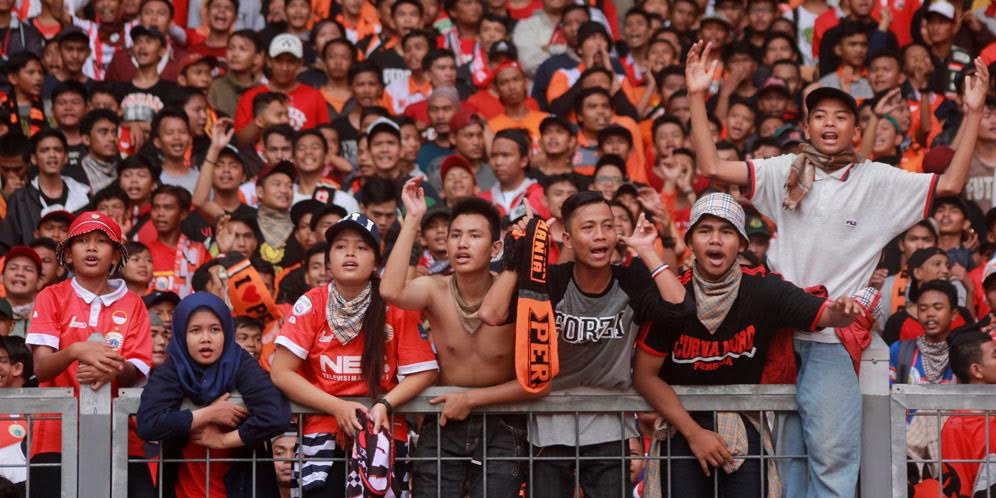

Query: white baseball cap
[269,33,303,59]
[927,0,956,20]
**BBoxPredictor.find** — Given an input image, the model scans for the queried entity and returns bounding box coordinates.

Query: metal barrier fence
[890,384,996,498]
[0,388,79,498]
[111,385,805,498]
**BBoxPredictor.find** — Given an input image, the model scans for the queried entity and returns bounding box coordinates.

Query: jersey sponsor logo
[555,310,626,344]
[111,310,127,325]
[293,296,313,316]
[318,354,364,381]
[69,316,87,329]
[845,219,857,228]
[669,326,757,370]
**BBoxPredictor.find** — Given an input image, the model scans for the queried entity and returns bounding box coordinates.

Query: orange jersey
[26,278,152,455]
[275,285,438,439]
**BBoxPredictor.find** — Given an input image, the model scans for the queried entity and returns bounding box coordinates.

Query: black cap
[310,204,349,231]
[597,124,633,145]
[257,160,298,184]
[143,291,181,308]
[217,144,245,165]
[576,21,610,47]
[907,247,947,270]
[54,26,88,44]
[291,199,324,227]
[420,205,450,232]
[805,87,859,119]
[614,183,639,200]
[488,40,517,61]
[365,117,401,141]
[324,212,383,263]
[745,214,771,238]
[539,114,577,135]
[130,24,167,44]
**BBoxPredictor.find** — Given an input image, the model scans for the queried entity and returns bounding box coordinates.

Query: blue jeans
[777,339,861,498]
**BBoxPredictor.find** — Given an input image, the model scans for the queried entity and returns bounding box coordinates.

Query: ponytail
[361,277,388,398]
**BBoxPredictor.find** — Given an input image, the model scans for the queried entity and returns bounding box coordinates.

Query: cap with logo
[805,86,859,119]
[745,214,771,239]
[56,211,127,268]
[217,144,245,165]
[686,193,750,246]
[324,213,383,263]
[269,33,304,59]
[488,40,517,61]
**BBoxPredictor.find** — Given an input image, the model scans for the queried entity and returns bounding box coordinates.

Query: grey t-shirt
[513,260,667,447]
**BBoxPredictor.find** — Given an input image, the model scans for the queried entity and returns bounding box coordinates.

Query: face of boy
[362,200,397,235]
[36,219,69,243]
[263,133,293,163]
[917,289,954,339]
[327,230,376,285]
[154,117,191,160]
[33,137,67,176]
[544,180,578,220]
[235,325,262,359]
[806,99,857,155]
[690,215,746,280]
[565,202,616,268]
[151,193,185,234]
[33,246,60,287]
[149,301,175,330]
[140,0,171,32]
[0,347,21,387]
[453,124,485,162]
[422,217,448,254]
[914,254,951,282]
[305,252,330,287]
[120,168,155,203]
[272,435,297,485]
[3,256,39,300]
[150,324,170,367]
[490,138,526,185]
[186,309,225,366]
[541,125,572,156]
[68,231,120,278]
[124,250,153,285]
[933,203,967,236]
[446,213,496,272]
[971,341,996,383]
[443,167,475,201]
[257,173,294,211]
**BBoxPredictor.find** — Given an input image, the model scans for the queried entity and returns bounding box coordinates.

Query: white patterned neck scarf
[326,281,372,345]
[916,335,950,384]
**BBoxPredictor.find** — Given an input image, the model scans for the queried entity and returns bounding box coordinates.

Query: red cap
[57,211,126,268]
[923,146,955,174]
[483,61,525,88]
[4,246,42,273]
[448,110,484,135]
[179,53,219,73]
[440,155,476,183]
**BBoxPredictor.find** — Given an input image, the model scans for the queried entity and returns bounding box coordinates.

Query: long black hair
[361,277,387,398]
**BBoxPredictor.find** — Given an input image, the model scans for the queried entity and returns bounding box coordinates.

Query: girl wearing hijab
[271,213,439,497]
[137,292,292,498]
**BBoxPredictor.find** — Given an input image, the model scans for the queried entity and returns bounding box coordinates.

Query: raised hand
[685,40,721,95]
[209,118,235,152]
[400,177,427,221]
[964,57,991,113]
[873,87,903,117]
[620,212,659,253]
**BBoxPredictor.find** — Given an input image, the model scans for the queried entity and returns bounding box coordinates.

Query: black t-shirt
[639,268,826,385]
[368,47,408,87]
[119,80,181,123]
[39,180,69,207]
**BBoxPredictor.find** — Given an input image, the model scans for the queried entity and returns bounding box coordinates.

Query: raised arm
[379,177,434,310]
[936,58,989,197]
[859,87,903,160]
[686,41,749,186]
[191,119,235,224]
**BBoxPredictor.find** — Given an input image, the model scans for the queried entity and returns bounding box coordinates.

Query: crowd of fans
[0,0,995,495]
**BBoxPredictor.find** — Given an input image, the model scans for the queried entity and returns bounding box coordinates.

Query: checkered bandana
[687,193,750,245]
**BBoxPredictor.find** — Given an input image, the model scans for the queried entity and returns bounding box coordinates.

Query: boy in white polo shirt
[686,39,990,497]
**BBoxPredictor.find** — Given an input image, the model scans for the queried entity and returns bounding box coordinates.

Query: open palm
[964,57,991,113]
[685,40,721,95]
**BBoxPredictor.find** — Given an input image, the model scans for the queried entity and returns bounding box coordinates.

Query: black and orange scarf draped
[505,217,560,393]
[0,91,45,137]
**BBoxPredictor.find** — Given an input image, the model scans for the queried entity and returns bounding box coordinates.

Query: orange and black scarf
[506,218,560,393]
[0,91,45,137]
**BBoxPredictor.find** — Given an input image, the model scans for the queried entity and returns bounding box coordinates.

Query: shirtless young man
[380,177,537,497]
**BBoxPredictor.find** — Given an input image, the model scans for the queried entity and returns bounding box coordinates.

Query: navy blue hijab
[166,292,241,406]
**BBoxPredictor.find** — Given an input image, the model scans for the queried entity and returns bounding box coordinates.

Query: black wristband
[501,231,521,271]
[375,398,393,414]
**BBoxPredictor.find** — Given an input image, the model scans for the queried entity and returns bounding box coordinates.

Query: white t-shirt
[748,154,937,342]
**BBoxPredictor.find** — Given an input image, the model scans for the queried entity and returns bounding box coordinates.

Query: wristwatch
[374,398,393,414]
